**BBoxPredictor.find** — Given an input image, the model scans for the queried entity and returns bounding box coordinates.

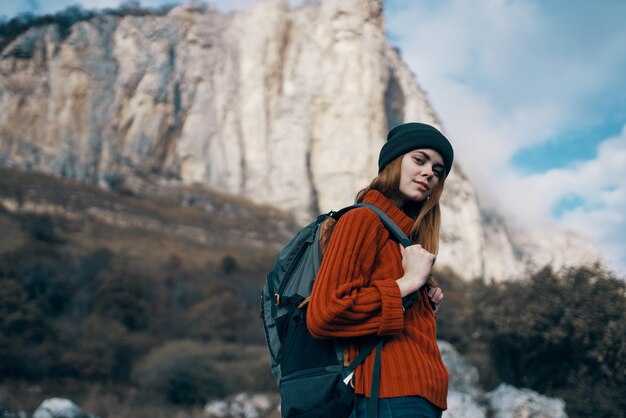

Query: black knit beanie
[378,122,454,175]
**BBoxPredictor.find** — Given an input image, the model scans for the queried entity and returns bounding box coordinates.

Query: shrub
[14,248,76,316]
[198,341,276,393]
[220,254,239,275]
[18,213,63,243]
[185,285,248,342]
[132,340,225,405]
[93,268,148,331]
[434,268,501,388]
[0,278,49,378]
[58,314,154,381]
[0,278,45,340]
[470,266,626,418]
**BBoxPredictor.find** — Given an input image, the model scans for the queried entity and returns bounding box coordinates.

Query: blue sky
[2,0,625,273]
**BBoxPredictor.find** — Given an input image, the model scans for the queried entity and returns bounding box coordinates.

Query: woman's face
[398,148,445,204]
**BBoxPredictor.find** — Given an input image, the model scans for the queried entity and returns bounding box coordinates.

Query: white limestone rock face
[0,0,604,281]
[437,167,486,281]
[480,210,526,282]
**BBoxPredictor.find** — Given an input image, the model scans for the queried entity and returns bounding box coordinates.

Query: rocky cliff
[0,0,603,281]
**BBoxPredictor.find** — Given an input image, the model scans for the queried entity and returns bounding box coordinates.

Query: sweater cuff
[372,279,404,335]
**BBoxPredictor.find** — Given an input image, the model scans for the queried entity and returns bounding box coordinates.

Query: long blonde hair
[355,154,445,286]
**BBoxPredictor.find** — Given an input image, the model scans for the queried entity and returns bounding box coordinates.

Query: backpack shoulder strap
[332,203,412,247]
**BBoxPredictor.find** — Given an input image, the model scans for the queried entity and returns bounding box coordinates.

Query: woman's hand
[396,243,436,297]
[428,286,444,313]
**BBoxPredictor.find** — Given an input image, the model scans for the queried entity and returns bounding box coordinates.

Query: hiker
[306,122,452,418]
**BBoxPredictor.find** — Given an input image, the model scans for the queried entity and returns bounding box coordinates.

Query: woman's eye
[413,157,423,165]
[434,168,443,177]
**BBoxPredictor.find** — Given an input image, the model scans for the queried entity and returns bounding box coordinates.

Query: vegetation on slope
[0,169,290,415]
[436,266,626,418]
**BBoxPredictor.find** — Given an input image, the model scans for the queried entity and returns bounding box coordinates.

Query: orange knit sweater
[306,190,448,410]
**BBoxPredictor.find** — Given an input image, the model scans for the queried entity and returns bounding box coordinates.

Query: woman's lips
[415,180,429,191]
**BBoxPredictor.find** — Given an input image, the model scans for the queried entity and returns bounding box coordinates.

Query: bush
[185,285,249,342]
[220,254,239,275]
[132,340,225,405]
[0,278,45,341]
[93,268,148,331]
[0,278,49,378]
[198,341,276,393]
[5,243,87,321]
[58,314,154,381]
[18,213,63,243]
[469,266,626,418]
[434,268,501,388]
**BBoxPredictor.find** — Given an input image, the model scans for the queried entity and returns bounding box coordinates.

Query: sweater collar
[362,190,415,237]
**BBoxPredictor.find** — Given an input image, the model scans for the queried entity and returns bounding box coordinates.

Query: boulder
[486,384,568,418]
[204,393,278,418]
[439,341,487,418]
[438,340,482,399]
[32,398,82,418]
[444,391,487,418]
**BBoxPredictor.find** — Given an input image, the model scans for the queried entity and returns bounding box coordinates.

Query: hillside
[0,167,291,414]
[0,167,297,262]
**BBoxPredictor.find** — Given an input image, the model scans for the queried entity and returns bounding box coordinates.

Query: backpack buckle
[275,293,280,305]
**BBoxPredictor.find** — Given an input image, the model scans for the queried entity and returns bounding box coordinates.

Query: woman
[306,122,452,418]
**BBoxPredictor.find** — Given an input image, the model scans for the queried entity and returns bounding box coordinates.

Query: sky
[1,0,625,274]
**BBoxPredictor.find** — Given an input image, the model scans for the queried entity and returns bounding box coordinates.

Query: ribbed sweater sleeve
[306,208,405,338]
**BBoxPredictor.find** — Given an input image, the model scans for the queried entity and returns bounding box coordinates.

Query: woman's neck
[391,197,421,220]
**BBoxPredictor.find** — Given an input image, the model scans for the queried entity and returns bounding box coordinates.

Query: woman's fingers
[428,287,444,304]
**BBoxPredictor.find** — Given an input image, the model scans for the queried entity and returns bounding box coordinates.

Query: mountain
[0,0,603,281]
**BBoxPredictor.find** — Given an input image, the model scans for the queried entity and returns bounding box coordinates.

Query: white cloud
[557,141,626,272]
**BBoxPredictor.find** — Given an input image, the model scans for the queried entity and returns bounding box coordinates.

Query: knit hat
[378,122,454,175]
